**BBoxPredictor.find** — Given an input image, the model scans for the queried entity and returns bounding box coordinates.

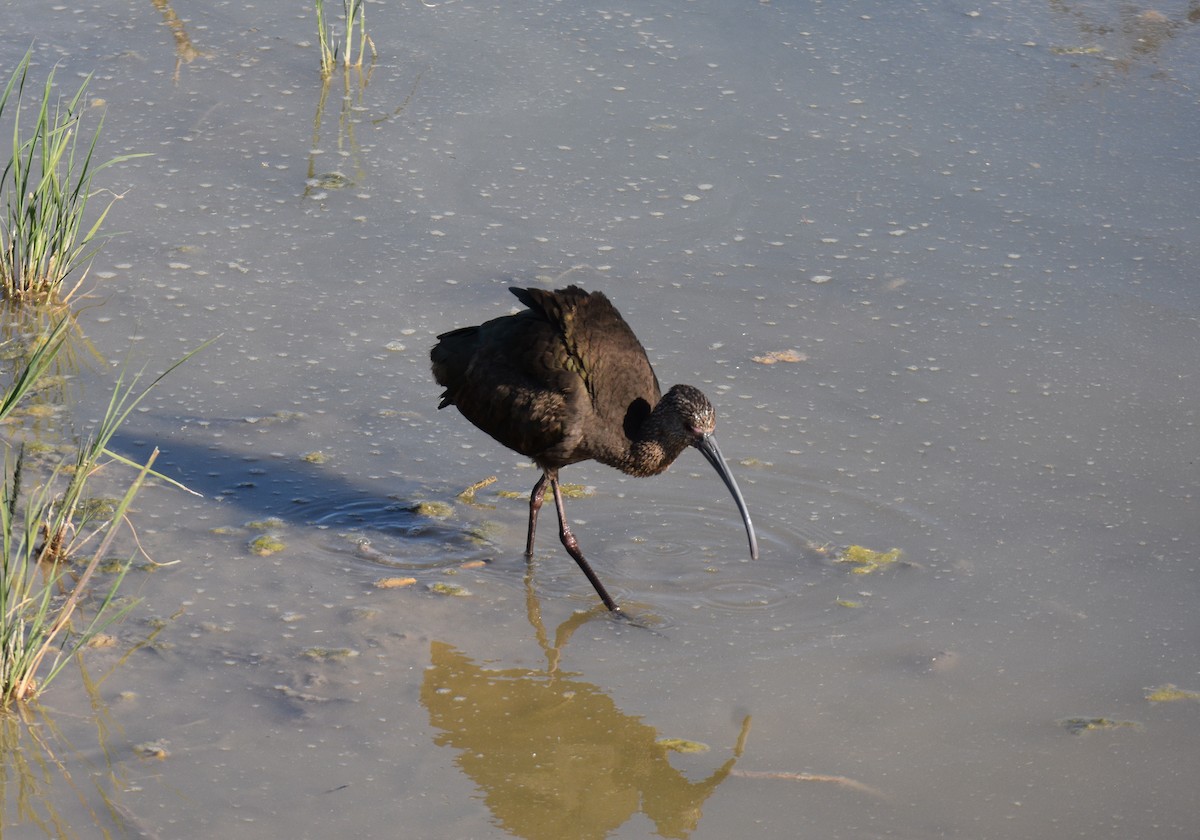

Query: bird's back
[431,286,661,469]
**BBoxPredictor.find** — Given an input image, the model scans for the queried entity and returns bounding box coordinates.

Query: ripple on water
[611,502,815,613]
[605,477,944,619]
[697,578,792,611]
[292,496,485,572]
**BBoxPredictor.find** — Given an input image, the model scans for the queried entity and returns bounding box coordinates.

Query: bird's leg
[550,476,621,612]
[525,473,548,558]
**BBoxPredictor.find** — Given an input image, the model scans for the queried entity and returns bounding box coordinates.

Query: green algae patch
[836,598,863,608]
[244,410,306,425]
[134,741,170,760]
[301,451,329,464]
[657,738,710,754]
[245,517,285,531]
[16,403,58,419]
[301,647,360,661]
[249,534,286,556]
[429,581,470,597]
[497,489,526,500]
[738,457,771,467]
[75,496,120,520]
[414,500,454,518]
[1145,684,1200,703]
[467,520,503,546]
[1060,717,1142,735]
[87,633,119,648]
[838,545,901,575]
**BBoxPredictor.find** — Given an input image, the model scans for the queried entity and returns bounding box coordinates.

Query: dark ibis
[431,285,758,612]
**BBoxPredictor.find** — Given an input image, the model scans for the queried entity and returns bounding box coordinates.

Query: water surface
[3,1,1198,838]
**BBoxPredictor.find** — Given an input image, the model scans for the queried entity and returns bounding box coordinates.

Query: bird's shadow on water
[108,422,677,616]
[107,421,480,567]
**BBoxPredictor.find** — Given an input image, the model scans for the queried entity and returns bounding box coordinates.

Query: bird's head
[658,384,717,445]
[657,384,759,560]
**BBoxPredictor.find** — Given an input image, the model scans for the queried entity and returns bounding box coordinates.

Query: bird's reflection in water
[419,583,750,839]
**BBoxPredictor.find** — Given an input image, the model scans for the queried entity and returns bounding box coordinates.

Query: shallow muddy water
[3,1,1199,838]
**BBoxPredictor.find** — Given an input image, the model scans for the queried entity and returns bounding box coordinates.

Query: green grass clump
[0,50,148,305]
[0,325,205,706]
[315,0,377,78]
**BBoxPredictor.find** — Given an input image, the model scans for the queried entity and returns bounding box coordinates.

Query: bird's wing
[435,304,587,465]
[512,286,663,461]
[512,286,661,409]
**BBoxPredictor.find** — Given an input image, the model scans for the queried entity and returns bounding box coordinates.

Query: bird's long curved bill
[696,434,760,560]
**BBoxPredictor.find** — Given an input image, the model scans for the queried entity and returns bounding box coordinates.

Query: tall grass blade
[0,315,70,422]
[314,0,376,77]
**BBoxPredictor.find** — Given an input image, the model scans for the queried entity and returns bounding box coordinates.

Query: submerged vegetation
[1060,717,1142,735]
[1,336,204,706]
[0,50,146,306]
